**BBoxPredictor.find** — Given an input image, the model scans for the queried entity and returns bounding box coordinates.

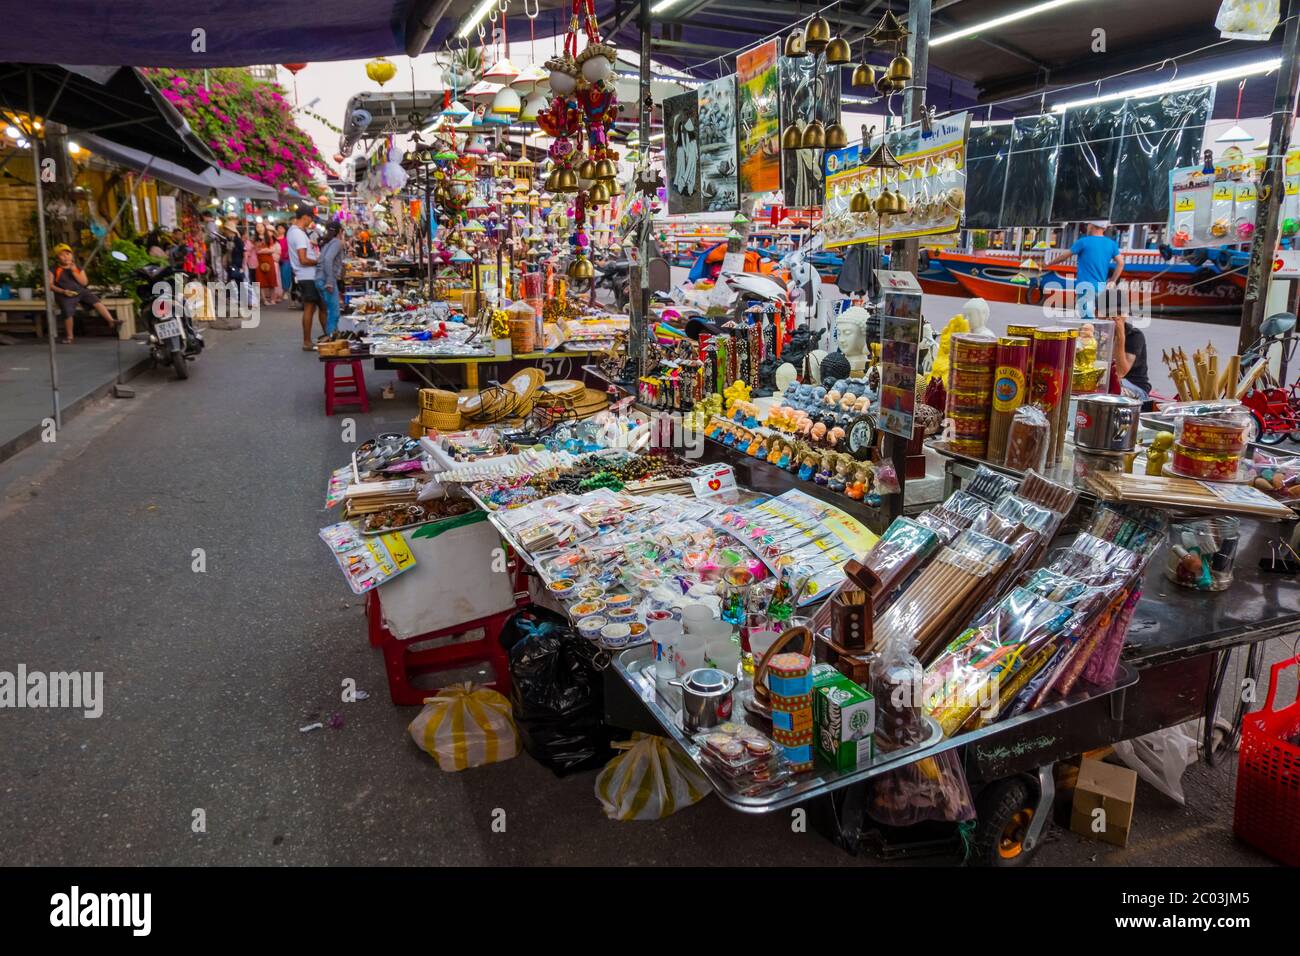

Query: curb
[0,351,153,465]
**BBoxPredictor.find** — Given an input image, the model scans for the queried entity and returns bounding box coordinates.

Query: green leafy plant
[971,230,990,251]
[0,272,12,287]
[86,238,164,305]
[12,262,41,290]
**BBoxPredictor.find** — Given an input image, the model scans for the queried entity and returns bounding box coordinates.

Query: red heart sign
[707,478,722,491]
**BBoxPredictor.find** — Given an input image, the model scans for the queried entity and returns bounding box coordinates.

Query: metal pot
[669,667,736,732]
[1073,395,1140,451]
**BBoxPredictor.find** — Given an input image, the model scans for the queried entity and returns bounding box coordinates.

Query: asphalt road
[0,303,1287,867]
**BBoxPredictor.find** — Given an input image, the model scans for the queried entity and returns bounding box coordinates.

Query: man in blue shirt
[1047,221,1124,319]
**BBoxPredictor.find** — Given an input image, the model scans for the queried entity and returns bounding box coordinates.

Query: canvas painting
[698,74,739,211]
[736,39,780,196]
[663,89,702,215]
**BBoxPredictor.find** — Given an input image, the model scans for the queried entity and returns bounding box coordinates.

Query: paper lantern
[365,57,397,86]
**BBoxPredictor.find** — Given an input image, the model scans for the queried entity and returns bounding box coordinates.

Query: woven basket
[419,408,463,431]
[420,388,460,413]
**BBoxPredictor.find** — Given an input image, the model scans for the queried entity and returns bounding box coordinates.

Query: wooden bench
[0,296,136,339]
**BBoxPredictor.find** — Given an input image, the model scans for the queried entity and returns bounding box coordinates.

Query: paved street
[0,303,1287,866]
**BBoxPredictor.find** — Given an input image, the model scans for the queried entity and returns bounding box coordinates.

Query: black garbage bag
[507,609,614,776]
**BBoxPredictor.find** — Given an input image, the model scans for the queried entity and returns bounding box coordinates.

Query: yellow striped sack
[594,733,712,821]
[407,683,519,771]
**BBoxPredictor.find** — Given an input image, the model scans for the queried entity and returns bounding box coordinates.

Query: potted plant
[13,263,40,301]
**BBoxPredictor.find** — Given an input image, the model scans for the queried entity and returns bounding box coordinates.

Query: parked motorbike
[124,248,204,380]
[594,258,631,311]
[1238,312,1300,444]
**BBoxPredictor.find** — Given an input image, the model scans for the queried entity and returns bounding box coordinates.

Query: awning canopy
[0,63,216,171]
[0,2,1284,120]
[78,132,282,201]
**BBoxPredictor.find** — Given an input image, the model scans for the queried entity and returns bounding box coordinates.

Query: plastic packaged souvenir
[863,517,942,605]
[1170,443,1241,481]
[1246,450,1300,501]
[1003,405,1051,473]
[922,587,1074,735]
[965,465,1020,504]
[987,336,1033,464]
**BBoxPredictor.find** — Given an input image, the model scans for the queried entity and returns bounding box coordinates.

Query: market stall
[309,0,1300,868]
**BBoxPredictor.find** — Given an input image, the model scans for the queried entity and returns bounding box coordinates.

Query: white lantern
[491,86,521,116]
[519,91,546,123]
[549,70,576,95]
[581,55,612,85]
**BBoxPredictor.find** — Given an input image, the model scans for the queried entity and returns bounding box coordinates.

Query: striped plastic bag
[407,683,519,771]
[595,733,711,821]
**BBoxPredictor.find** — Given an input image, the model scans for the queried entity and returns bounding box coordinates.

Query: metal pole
[632,0,651,382]
[28,67,60,430]
[1239,0,1300,353]
[883,0,931,523]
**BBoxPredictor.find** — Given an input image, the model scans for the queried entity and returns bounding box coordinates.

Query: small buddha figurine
[777,442,792,470]
[827,425,845,449]
[767,440,784,465]
[1072,322,1101,392]
[798,453,817,482]
[815,452,835,485]
[1146,431,1174,476]
[846,463,870,500]
[828,455,852,494]
[752,437,769,459]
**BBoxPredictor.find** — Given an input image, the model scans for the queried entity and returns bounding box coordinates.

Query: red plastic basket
[1233,653,1300,866]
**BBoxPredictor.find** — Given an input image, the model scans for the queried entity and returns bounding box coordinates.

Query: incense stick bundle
[1217,354,1241,398]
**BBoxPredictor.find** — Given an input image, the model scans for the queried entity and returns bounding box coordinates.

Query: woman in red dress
[253,222,280,305]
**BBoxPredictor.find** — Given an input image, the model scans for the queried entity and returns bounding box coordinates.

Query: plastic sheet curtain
[1051,102,1125,223]
[1002,114,1061,227]
[963,125,1012,229]
[1110,86,1215,225]
[962,86,1214,228]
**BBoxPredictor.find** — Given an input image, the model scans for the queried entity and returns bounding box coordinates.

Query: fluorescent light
[1051,57,1281,111]
[931,0,1087,47]
[66,140,81,154]
[649,132,664,143]
[651,0,688,12]
[457,0,497,39]
[4,125,19,138]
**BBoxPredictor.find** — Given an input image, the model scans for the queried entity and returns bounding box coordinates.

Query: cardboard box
[814,671,875,772]
[1070,757,1137,847]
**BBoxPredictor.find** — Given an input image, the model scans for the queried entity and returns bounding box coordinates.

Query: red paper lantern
[283,63,308,74]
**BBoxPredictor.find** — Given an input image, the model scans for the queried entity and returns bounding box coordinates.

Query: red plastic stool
[367,591,514,705]
[324,359,370,415]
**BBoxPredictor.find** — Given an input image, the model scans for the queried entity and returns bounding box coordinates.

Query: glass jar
[1164,515,1240,591]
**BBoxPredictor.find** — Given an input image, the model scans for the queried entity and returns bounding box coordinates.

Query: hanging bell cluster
[853,10,912,97]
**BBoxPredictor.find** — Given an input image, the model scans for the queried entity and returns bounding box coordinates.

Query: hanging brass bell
[556,168,579,192]
[825,35,852,66]
[568,256,594,280]
[805,14,831,53]
[782,123,804,151]
[578,157,597,180]
[873,190,896,215]
[593,158,616,180]
[783,29,807,58]
[850,190,871,214]
[823,122,848,150]
[851,63,875,88]
[892,189,909,214]
[876,75,898,96]
[587,181,611,205]
[544,169,560,192]
[800,120,825,150]
[886,54,913,85]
